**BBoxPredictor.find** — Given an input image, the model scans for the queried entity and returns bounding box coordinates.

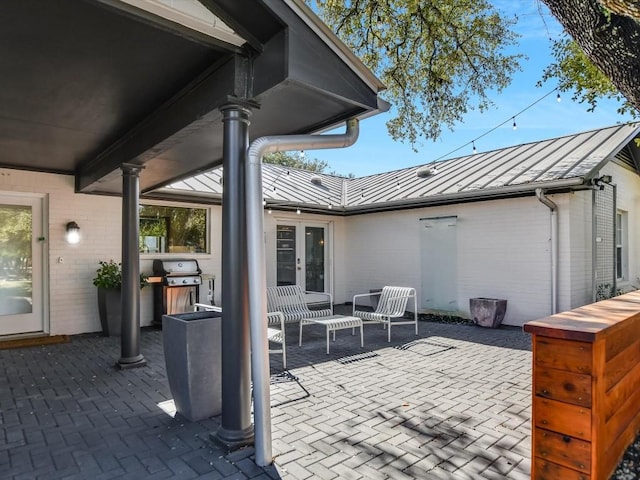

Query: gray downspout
[612,184,617,297]
[246,119,359,466]
[535,188,558,314]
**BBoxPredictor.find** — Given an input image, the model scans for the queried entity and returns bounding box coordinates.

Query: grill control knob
[169,279,175,285]
[183,279,188,284]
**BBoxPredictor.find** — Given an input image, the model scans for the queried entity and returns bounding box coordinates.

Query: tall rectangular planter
[97,288,122,336]
[469,298,507,328]
[162,311,222,422]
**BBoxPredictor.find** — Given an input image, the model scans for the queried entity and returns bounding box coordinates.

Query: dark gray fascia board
[343,178,587,215]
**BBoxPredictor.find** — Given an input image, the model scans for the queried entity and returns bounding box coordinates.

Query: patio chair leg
[282,341,287,370]
[326,329,330,354]
[360,324,363,348]
[388,322,391,342]
[299,322,303,346]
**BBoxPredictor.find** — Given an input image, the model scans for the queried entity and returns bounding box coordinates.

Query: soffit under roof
[0,0,384,195]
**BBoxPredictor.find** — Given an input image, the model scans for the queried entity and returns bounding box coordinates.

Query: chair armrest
[305,290,333,309]
[193,303,222,312]
[352,292,377,305]
[267,311,285,330]
[305,290,333,302]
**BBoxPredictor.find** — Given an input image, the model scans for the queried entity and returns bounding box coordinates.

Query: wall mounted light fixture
[66,221,81,244]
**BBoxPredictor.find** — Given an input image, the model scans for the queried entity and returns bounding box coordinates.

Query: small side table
[299,315,363,354]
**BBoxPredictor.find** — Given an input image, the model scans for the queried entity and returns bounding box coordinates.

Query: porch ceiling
[0,0,384,196]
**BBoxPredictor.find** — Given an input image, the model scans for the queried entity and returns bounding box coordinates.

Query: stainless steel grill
[152,259,202,326]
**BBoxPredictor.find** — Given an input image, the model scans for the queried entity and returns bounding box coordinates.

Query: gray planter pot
[162,310,222,422]
[469,298,507,328]
[97,288,122,336]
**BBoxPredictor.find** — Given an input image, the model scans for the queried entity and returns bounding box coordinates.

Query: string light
[512,117,517,131]
[296,207,301,215]
[557,92,561,102]
[268,208,272,214]
[431,87,560,163]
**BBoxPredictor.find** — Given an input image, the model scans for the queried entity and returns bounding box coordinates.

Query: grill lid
[153,259,202,276]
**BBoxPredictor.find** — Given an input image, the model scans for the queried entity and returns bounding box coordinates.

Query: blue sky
[315,1,635,178]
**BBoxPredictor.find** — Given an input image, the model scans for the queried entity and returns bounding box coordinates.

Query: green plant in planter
[93,260,148,289]
[93,260,148,337]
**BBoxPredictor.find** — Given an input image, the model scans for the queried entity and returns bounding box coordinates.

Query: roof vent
[416,165,439,178]
[310,175,323,185]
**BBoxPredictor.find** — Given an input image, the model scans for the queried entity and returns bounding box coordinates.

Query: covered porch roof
[0,0,386,195]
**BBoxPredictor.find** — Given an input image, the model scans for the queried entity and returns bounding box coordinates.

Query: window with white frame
[139,204,209,254]
[616,210,628,281]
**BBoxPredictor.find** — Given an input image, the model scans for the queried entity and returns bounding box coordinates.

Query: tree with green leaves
[539,0,640,115]
[308,0,523,148]
[540,36,636,116]
[263,151,329,172]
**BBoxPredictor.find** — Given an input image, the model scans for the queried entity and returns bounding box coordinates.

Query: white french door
[276,222,329,293]
[0,193,46,335]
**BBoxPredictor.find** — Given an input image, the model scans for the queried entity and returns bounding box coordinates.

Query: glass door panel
[0,195,44,335]
[276,225,297,286]
[0,205,32,316]
[305,226,325,292]
[275,222,328,295]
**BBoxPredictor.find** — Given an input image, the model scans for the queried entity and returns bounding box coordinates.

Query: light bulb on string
[557,92,561,102]
[296,207,301,215]
[268,208,272,214]
[472,141,477,155]
[512,117,517,131]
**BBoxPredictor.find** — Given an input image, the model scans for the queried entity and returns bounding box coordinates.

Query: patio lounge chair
[266,285,333,324]
[352,286,418,342]
[193,304,287,368]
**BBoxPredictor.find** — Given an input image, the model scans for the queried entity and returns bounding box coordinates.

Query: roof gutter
[245,119,359,466]
[344,177,587,215]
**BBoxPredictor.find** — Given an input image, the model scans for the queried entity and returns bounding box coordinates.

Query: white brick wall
[601,162,640,291]
[344,196,558,326]
[6,163,640,335]
[1,169,121,335]
[566,190,593,309]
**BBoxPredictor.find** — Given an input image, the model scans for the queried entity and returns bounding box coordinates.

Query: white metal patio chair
[266,285,333,324]
[352,286,418,342]
[193,304,287,369]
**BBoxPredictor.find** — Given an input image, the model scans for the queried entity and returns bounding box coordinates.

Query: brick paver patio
[0,308,532,479]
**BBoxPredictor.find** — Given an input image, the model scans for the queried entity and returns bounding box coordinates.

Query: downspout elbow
[248,118,359,165]
[535,187,557,211]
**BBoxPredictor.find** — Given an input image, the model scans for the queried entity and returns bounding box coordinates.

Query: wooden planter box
[524,291,640,479]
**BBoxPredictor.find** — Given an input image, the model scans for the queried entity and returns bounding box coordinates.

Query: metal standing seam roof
[158,123,640,211]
